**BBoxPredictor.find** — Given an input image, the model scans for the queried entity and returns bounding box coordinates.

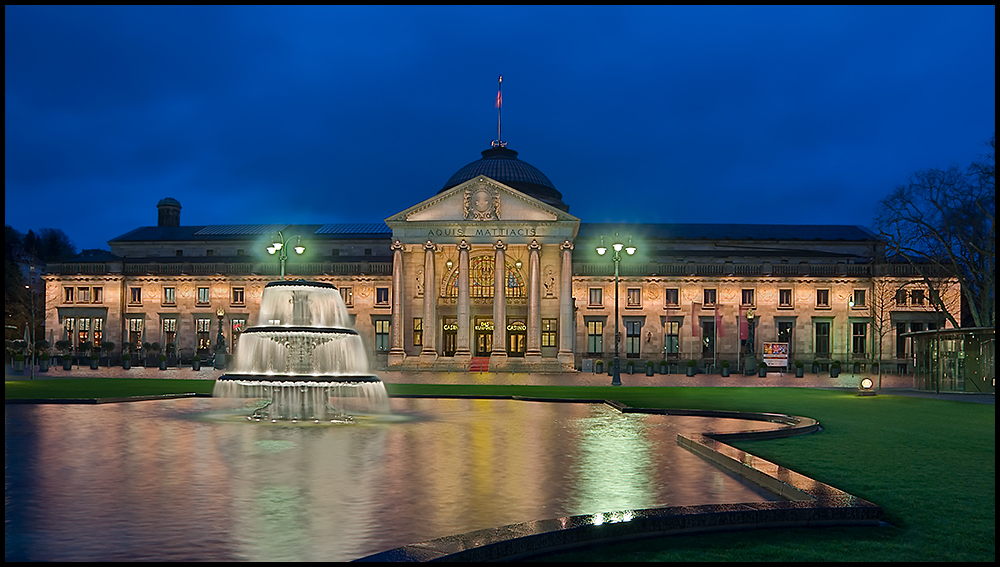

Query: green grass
[5,379,994,561]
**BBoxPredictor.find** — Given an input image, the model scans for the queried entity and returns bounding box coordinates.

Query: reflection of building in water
[44,143,963,382]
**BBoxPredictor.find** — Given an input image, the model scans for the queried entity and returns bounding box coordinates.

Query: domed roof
[439,146,569,212]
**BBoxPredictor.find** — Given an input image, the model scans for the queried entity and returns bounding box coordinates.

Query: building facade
[43,145,960,374]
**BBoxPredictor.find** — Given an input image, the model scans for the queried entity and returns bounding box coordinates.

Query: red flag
[496,75,502,108]
[739,306,748,340]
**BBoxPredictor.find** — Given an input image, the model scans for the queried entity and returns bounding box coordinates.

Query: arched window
[444,255,525,298]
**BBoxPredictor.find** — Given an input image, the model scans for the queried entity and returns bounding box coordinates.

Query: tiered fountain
[213,280,390,421]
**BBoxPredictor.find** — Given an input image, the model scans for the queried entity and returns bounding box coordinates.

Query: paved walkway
[5,364,993,404]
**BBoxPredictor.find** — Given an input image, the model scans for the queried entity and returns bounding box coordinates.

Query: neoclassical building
[44,144,959,374]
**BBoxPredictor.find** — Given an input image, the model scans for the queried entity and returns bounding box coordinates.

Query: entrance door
[507,319,526,357]
[442,319,457,357]
[475,319,493,357]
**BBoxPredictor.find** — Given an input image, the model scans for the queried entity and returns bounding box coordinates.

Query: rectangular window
[176,250,183,257]
[816,289,830,308]
[911,289,925,306]
[586,320,603,355]
[852,322,867,355]
[895,289,907,306]
[815,322,831,356]
[625,320,641,358]
[78,287,91,303]
[777,321,794,344]
[664,288,679,307]
[853,289,866,307]
[64,287,75,303]
[626,288,641,308]
[197,287,210,305]
[374,319,390,351]
[231,287,245,305]
[664,320,680,358]
[196,319,212,351]
[232,318,246,352]
[375,287,390,306]
[206,249,214,257]
[589,288,603,307]
[77,317,90,350]
[703,288,717,307]
[130,287,142,305]
[896,322,908,358]
[340,286,353,307]
[163,286,176,306]
[541,318,557,347]
[128,318,143,349]
[163,318,177,348]
[778,289,793,308]
[93,318,103,349]
[93,287,103,303]
[412,318,423,347]
[331,249,340,257]
[741,288,755,306]
[701,320,715,358]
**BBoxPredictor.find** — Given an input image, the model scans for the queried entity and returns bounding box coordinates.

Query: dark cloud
[4,5,995,250]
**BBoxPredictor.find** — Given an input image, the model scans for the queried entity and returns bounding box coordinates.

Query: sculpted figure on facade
[464,184,501,221]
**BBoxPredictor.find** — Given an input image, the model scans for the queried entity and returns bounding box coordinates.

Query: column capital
[457,239,471,251]
[528,239,542,252]
[560,240,574,251]
[424,240,436,252]
[391,239,404,251]
[494,239,507,251]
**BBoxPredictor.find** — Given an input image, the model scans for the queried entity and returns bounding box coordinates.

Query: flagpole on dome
[492,75,506,148]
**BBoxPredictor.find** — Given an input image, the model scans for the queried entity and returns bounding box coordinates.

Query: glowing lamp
[858,377,876,396]
[267,246,276,255]
[596,246,607,255]
[613,241,623,252]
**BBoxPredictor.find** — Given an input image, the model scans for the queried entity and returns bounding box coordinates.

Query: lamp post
[214,306,228,370]
[848,297,855,379]
[597,234,636,386]
[267,230,305,279]
[745,308,756,374]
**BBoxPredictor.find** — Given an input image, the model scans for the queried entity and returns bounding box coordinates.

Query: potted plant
[165,342,177,365]
[159,353,168,370]
[121,343,132,370]
[142,341,153,366]
[646,360,655,376]
[795,359,805,378]
[659,359,668,375]
[686,359,697,377]
[830,359,841,378]
[758,360,768,377]
[39,350,50,372]
[88,344,100,370]
[811,360,821,374]
[101,341,116,367]
[720,359,731,377]
[13,352,25,374]
[626,359,635,374]
[192,354,201,371]
[56,339,73,370]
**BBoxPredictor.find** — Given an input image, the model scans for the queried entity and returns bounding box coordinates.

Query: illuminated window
[413,318,423,347]
[741,288,755,306]
[779,289,793,308]
[127,318,143,349]
[625,320,641,358]
[197,287,210,305]
[78,287,91,303]
[64,287,75,303]
[664,288,679,307]
[93,318,103,349]
[162,318,177,347]
[77,318,90,350]
[701,320,715,358]
[374,319,390,351]
[163,286,176,305]
[664,320,680,358]
[627,288,641,308]
[777,321,793,344]
[703,288,717,307]
[541,319,557,347]
[196,318,212,352]
[816,289,830,308]
[444,255,524,298]
[231,287,245,305]
[340,286,353,307]
[587,320,603,355]
[232,318,246,352]
[375,287,390,306]
[92,287,103,303]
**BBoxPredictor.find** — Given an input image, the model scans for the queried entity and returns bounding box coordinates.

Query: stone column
[525,239,542,362]
[388,240,406,366]
[420,240,437,359]
[455,240,472,361]
[558,240,575,367]
[490,239,508,369]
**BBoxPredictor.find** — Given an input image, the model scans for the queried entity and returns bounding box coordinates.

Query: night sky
[5,5,995,252]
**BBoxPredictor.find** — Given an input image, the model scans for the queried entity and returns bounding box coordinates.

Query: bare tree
[875,136,995,328]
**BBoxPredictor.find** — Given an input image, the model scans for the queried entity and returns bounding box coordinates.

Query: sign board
[762,342,789,368]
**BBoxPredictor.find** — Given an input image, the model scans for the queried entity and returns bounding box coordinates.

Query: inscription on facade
[426,227,540,237]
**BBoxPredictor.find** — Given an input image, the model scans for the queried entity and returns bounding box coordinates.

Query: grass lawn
[5,379,994,562]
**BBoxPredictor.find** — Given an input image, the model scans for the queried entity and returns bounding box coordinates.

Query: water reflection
[5,398,779,562]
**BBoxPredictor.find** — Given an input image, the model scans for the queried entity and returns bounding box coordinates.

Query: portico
[385,175,579,371]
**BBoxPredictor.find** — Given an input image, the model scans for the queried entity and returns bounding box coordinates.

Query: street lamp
[596,233,636,386]
[267,231,305,279]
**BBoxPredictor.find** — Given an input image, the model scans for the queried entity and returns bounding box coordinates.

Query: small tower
[157,198,182,227]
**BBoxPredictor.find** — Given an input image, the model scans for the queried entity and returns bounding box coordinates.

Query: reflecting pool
[5,397,780,562]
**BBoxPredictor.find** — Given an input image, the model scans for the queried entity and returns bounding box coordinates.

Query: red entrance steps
[469,357,490,372]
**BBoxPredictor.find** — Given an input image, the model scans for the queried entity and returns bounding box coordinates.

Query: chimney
[157,198,182,227]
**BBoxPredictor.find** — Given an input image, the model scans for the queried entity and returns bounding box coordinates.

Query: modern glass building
[907,327,995,393]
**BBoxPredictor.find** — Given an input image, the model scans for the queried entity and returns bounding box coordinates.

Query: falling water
[213,280,390,421]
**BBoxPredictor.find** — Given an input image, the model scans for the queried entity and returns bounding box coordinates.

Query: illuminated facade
[43,146,960,374]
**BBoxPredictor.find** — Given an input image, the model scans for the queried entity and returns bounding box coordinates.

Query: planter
[626,364,634,375]
[795,367,804,378]
[90,358,99,370]
[659,363,667,375]
[63,358,73,370]
[122,358,131,370]
[721,367,730,377]
[645,365,654,376]
[159,360,168,370]
[758,366,768,377]
[13,359,25,373]
[830,366,840,378]
[192,360,201,371]
[39,359,49,372]
[686,366,696,377]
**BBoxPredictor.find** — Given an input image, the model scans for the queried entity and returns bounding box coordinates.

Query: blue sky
[5,5,995,251]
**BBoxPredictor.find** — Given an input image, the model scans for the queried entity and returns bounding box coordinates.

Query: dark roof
[109,223,392,243]
[577,223,878,242]
[439,146,569,212]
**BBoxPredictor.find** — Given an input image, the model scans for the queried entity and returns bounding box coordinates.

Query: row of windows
[410,318,558,347]
[122,285,391,307]
[587,287,928,310]
[63,286,104,304]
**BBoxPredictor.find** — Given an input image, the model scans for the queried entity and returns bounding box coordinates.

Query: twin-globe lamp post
[267,230,305,279]
[597,234,636,386]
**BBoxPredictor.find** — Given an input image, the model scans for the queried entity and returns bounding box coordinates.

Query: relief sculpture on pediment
[465,185,501,221]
